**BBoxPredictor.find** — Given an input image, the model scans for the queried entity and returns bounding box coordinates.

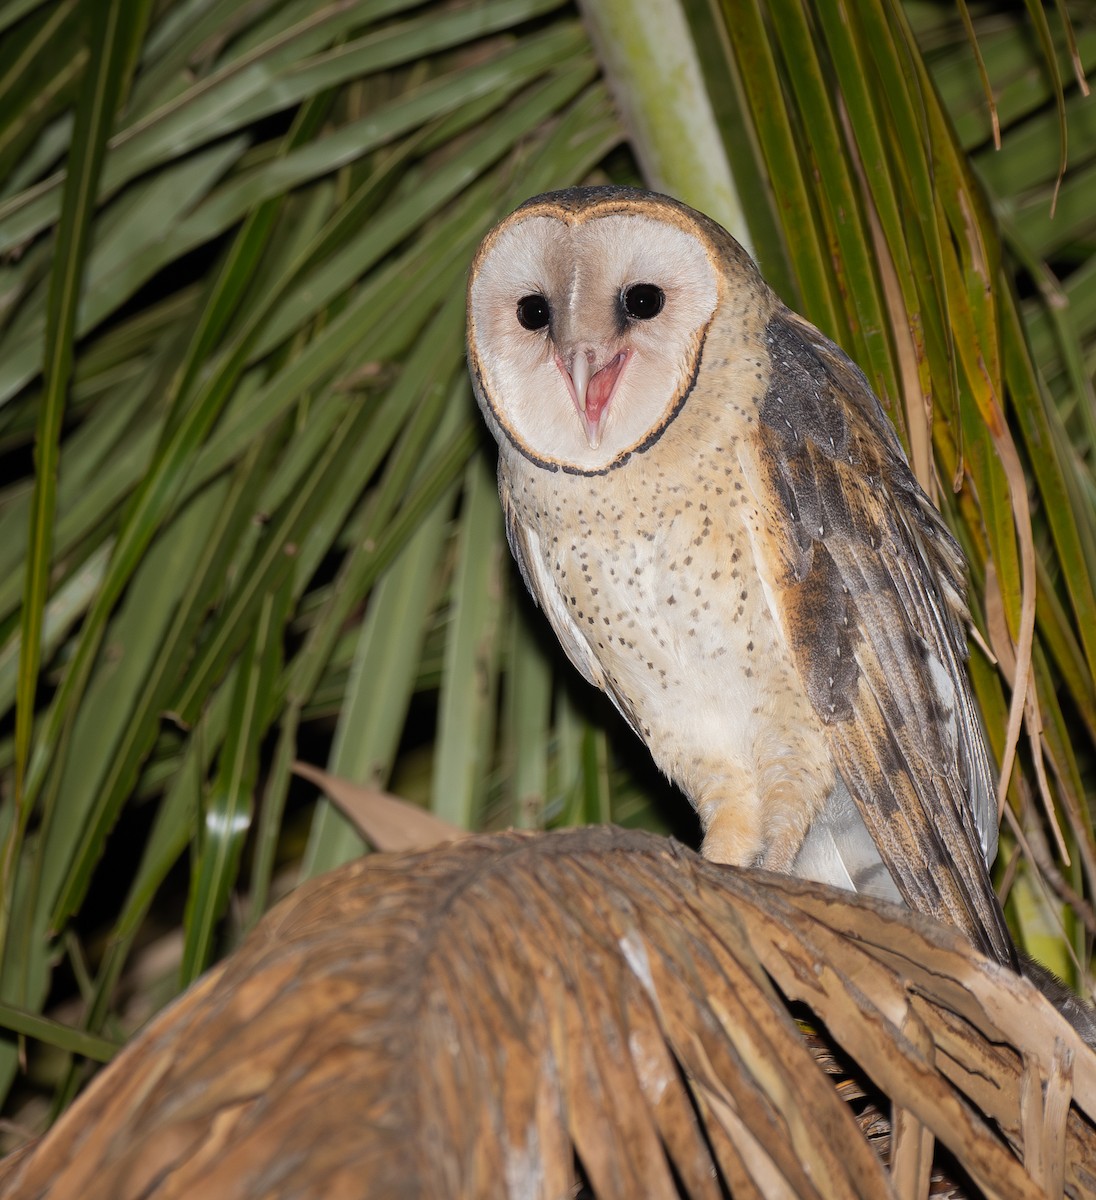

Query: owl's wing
[499,473,645,739]
[741,307,1014,966]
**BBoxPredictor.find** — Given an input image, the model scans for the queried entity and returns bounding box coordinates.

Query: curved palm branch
[0,828,1092,1199]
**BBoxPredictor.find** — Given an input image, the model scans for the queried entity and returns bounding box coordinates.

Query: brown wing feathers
[757,310,1016,967]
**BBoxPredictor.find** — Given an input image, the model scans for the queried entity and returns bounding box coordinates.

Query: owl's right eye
[516,294,551,331]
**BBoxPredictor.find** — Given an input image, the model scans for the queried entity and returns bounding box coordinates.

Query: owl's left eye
[622,283,665,320]
[516,294,551,330]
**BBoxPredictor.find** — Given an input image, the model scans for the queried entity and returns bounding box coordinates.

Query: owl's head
[467,186,759,475]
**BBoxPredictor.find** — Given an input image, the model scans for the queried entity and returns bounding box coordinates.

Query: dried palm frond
[0,828,1092,1199]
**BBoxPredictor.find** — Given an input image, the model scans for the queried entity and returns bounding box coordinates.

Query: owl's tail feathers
[792,782,903,904]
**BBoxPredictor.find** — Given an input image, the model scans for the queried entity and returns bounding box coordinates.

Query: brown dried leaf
[2,829,1093,1199]
[292,760,465,851]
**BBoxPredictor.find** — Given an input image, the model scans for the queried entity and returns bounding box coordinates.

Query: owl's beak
[557,349,631,450]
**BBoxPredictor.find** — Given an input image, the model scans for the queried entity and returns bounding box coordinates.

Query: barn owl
[466,185,1014,966]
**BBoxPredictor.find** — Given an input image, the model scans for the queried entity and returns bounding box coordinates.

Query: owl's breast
[501,425,832,809]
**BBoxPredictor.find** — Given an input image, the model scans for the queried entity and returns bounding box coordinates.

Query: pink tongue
[585,352,627,423]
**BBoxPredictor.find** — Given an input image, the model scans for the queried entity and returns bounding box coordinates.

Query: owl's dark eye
[622,283,665,320]
[516,294,551,330]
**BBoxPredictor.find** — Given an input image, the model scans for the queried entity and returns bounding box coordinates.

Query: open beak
[556,349,631,450]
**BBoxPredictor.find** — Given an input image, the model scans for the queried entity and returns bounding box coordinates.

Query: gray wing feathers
[792,780,903,903]
[755,309,1014,965]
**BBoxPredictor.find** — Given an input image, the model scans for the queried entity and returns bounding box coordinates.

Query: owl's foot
[699,796,811,876]
[699,804,763,868]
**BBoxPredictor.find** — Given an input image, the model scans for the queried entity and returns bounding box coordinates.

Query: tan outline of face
[467,192,728,475]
